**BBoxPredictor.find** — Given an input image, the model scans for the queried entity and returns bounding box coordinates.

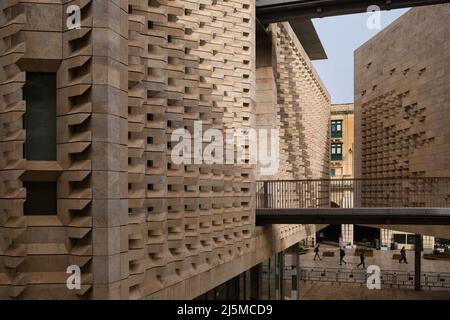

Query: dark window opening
[331,143,343,161]
[23,73,57,161]
[23,181,57,215]
[331,120,343,138]
[394,234,407,244]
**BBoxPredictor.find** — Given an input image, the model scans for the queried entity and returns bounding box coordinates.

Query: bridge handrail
[256,177,450,209]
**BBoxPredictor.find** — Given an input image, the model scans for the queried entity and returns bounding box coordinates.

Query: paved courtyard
[298,245,450,274]
[298,282,450,300]
[275,245,450,300]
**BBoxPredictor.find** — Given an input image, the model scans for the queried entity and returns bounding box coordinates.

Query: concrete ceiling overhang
[256,0,450,23]
[256,1,329,60]
[256,0,450,61]
[288,18,327,60]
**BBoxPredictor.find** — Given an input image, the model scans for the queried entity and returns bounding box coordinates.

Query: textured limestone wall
[254,22,331,260]
[355,4,450,180]
[124,0,255,300]
[0,0,326,300]
[0,0,258,300]
[354,5,450,243]
[0,0,26,299]
[271,22,330,180]
[1,0,129,299]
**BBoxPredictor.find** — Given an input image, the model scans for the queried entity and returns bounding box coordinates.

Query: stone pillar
[381,228,393,248]
[250,263,262,300]
[275,251,285,300]
[341,224,354,247]
[415,234,423,291]
[291,244,301,300]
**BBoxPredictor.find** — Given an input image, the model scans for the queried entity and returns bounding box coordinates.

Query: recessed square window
[23,182,57,215]
[23,73,56,161]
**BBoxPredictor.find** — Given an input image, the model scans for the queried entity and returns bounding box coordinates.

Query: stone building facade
[330,103,353,179]
[355,4,450,180]
[255,22,330,181]
[0,1,329,299]
[355,4,450,249]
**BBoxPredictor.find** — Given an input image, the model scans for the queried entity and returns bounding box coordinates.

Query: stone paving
[298,282,450,300]
[298,245,450,274]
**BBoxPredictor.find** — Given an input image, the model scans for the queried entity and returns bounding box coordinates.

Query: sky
[311,8,410,104]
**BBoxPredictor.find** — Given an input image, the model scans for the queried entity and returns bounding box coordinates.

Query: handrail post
[415,234,423,291]
[263,181,269,208]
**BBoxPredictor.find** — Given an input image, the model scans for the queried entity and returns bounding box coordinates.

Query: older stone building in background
[0,0,330,299]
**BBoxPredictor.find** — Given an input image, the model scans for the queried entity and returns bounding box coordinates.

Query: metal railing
[261,265,450,290]
[256,178,450,209]
[297,267,450,290]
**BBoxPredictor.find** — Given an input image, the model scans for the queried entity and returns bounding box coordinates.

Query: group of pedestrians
[312,236,409,267]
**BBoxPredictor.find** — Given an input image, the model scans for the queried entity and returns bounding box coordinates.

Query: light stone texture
[0,1,329,299]
[354,4,450,249]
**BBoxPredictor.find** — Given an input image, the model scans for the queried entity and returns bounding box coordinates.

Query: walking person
[339,249,347,266]
[314,244,322,261]
[319,232,324,243]
[339,236,347,266]
[399,246,408,264]
[357,251,366,268]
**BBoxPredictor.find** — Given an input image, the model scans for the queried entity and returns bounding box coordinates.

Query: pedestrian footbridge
[255,178,450,291]
[256,178,450,226]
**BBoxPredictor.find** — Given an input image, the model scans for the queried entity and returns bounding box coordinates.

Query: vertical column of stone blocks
[0,0,26,299]
[139,0,170,296]
[125,0,148,300]
[227,0,254,254]
[125,0,161,298]
[175,0,201,282]
[255,66,278,181]
[165,0,188,285]
[188,0,215,273]
[61,0,128,299]
[125,0,175,299]
[204,0,227,268]
[45,0,95,299]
